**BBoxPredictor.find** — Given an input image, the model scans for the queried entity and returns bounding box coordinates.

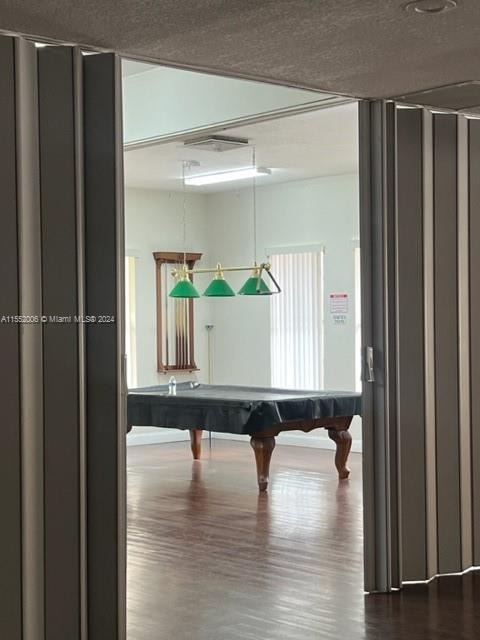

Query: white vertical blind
[125,256,137,387]
[270,250,324,389]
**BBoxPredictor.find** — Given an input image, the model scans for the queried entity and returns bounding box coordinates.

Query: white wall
[125,188,213,445]
[125,174,362,450]
[206,173,362,448]
[125,187,215,386]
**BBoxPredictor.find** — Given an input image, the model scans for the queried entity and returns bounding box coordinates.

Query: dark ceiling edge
[0,26,360,100]
[394,79,480,109]
[395,79,480,98]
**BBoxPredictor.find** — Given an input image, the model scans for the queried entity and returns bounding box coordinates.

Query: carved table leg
[327,425,352,480]
[250,436,276,492]
[189,429,203,460]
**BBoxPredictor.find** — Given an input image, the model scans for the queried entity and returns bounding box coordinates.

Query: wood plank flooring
[127,440,480,640]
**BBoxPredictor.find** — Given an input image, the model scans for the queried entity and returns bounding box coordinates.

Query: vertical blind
[125,256,137,387]
[270,250,324,390]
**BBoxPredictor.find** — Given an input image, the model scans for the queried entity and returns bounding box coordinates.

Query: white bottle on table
[168,376,177,396]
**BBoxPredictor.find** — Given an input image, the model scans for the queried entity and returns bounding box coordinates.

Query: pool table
[127,383,362,491]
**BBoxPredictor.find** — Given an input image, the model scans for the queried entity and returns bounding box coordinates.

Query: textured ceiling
[124,103,358,192]
[1,0,480,98]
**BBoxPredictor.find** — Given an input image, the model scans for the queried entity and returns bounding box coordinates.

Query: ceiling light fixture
[404,0,457,14]
[185,166,271,187]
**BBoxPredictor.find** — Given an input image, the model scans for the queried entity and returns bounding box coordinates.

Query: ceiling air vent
[396,81,480,113]
[183,135,250,153]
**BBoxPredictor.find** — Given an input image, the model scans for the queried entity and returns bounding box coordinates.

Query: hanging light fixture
[168,146,281,298]
[169,161,201,299]
[238,146,273,296]
[171,262,281,297]
[203,264,236,297]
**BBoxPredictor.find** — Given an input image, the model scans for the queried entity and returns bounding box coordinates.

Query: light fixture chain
[252,146,257,264]
[182,161,187,267]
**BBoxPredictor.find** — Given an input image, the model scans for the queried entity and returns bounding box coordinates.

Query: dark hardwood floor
[127,440,480,640]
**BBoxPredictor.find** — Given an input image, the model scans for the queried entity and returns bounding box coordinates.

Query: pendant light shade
[204,264,236,297]
[204,278,236,297]
[204,279,236,297]
[169,273,200,298]
[238,269,272,295]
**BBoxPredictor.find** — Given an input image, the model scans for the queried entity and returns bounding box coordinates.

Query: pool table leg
[189,429,203,460]
[250,436,276,492]
[327,421,353,480]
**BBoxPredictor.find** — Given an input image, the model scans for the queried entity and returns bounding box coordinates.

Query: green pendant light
[204,264,236,297]
[169,271,200,298]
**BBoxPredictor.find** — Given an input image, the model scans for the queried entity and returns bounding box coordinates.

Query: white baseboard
[127,428,362,453]
[211,431,362,453]
[127,430,193,447]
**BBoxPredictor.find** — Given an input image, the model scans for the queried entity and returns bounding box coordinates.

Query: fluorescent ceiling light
[185,166,271,186]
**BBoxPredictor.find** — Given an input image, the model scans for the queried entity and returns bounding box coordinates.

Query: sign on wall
[329,292,349,325]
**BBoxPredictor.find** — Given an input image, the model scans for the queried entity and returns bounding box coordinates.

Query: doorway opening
[122,59,362,639]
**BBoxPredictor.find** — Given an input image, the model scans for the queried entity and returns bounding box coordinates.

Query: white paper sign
[329,293,349,315]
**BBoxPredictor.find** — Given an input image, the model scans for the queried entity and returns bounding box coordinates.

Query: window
[125,255,137,388]
[270,249,324,390]
[154,251,202,373]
